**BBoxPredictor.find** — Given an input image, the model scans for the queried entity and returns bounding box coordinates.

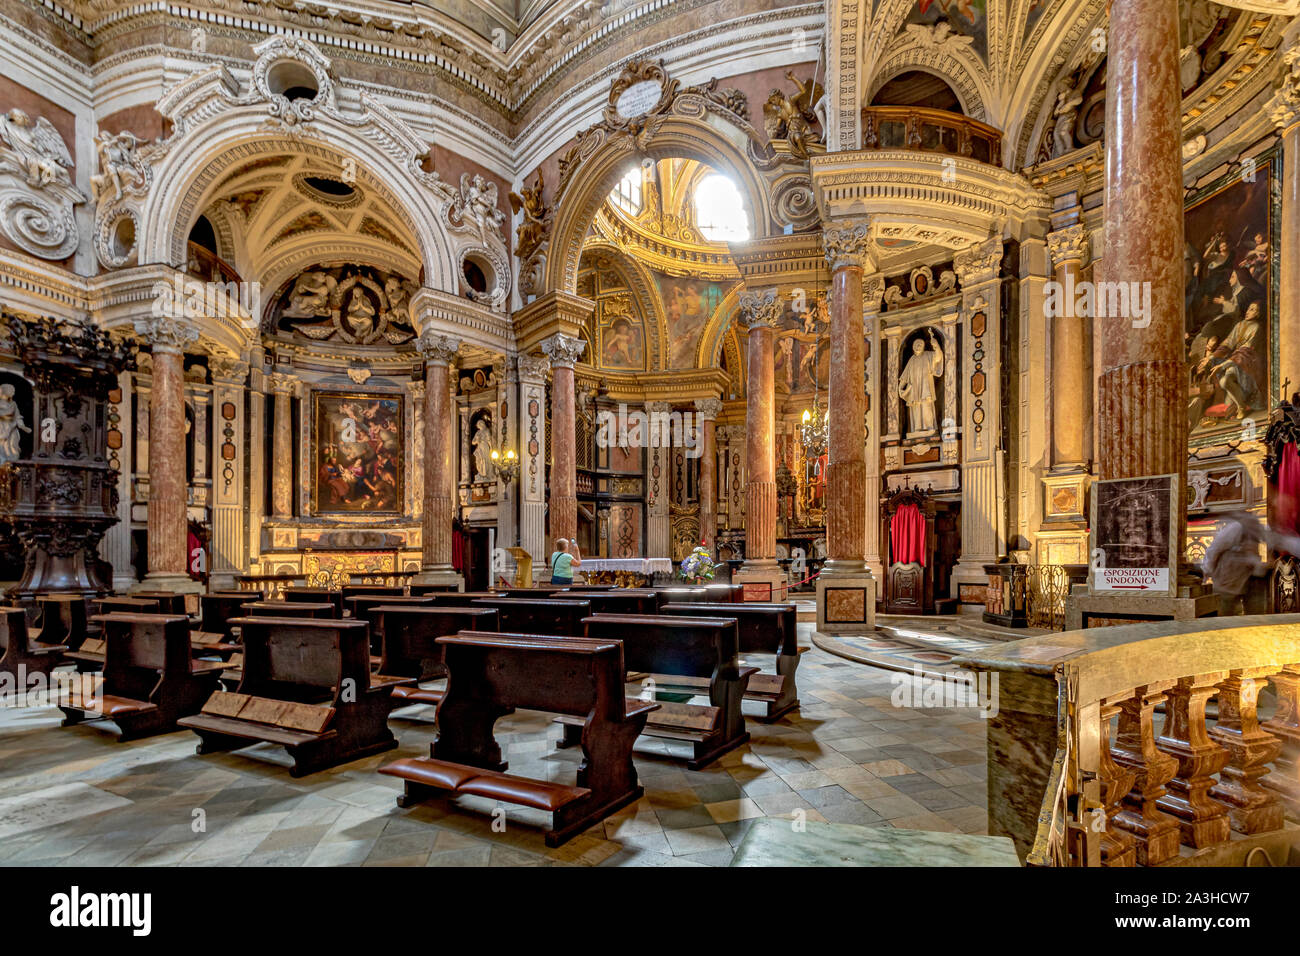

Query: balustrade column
[415,332,462,587]
[541,333,585,546]
[133,314,198,590]
[1262,663,1300,818]
[1097,697,1138,867]
[694,398,723,554]
[1111,681,1181,865]
[1209,668,1285,834]
[1155,672,1231,848]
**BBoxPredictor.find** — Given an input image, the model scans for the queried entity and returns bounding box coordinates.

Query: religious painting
[906,0,988,58]
[312,391,404,514]
[1089,475,1179,596]
[1184,154,1278,441]
[656,274,728,369]
[773,291,827,392]
[598,298,645,370]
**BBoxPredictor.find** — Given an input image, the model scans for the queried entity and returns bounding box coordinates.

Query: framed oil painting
[1184,150,1279,443]
[312,391,404,514]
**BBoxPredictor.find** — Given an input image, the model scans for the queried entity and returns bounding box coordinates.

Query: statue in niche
[343,288,377,341]
[1050,75,1083,158]
[0,109,73,189]
[509,170,548,261]
[284,271,336,317]
[0,383,31,466]
[898,330,945,438]
[472,418,494,480]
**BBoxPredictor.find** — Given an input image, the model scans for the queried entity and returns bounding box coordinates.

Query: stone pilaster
[863,275,885,581]
[541,332,585,546]
[647,401,672,559]
[133,314,199,593]
[1047,224,1092,471]
[209,356,249,589]
[99,368,136,590]
[245,352,266,570]
[1271,26,1300,400]
[517,353,549,575]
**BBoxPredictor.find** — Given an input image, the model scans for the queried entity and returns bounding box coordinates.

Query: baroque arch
[531,60,819,299]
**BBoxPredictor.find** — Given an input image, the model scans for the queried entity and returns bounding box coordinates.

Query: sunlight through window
[610,168,642,215]
[694,174,749,242]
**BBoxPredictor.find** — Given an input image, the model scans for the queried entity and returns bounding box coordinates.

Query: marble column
[1047,224,1092,471]
[733,289,785,600]
[1270,30,1300,394]
[541,333,585,546]
[268,372,297,519]
[863,275,885,580]
[133,315,199,592]
[817,221,877,632]
[694,398,723,554]
[1096,0,1186,486]
[209,356,249,589]
[415,331,463,588]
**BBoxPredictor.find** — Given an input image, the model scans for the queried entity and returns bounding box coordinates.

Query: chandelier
[800,393,829,457]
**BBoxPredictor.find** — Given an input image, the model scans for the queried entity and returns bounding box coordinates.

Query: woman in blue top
[549,537,581,585]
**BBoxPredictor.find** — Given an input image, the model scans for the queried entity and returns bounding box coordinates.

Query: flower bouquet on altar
[678,544,716,585]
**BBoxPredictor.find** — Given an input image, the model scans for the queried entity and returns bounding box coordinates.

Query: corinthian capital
[1270,43,1300,130]
[267,370,298,395]
[540,332,585,369]
[738,288,782,330]
[1046,224,1090,269]
[953,236,1003,286]
[823,219,874,272]
[209,354,250,385]
[134,314,199,355]
[416,330,462,365]
[516,352,550,381]
[694,397,724,420]
[863,274,885,313]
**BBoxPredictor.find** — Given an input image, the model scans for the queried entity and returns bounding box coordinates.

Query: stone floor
[0,623,991,867]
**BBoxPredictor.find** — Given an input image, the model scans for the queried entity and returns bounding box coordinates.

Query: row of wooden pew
[0,581,804,846]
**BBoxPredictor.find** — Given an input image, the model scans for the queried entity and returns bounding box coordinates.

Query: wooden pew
[469,597,590,636]
[58,613,227,741]
[652,587,709,606]
[426,590,515,607]
[201,591,263,640]
[571,613,754,769]
[179,617,412,776]
[340,584,406,603]
[698,583,743,603]
[132,590,190,616]
[375,606,499,710]
[346,595,434,654]
[550,589,659,615]
[0,605,67,680]
[379,631,657,847]
[283,587,344,617]
[240,600,336,619]
[659,602,804,721]
[408,583,463,596]
[70,597,163,669]
[32,594,89,650]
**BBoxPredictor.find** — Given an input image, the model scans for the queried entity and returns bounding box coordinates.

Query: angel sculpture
[508,170,548,261]
[460,173,506,236]
[0,109,74,189]
[284,270,337,317]
[90,130,144,202]
[762,72,824,160]
[1051,77,1084,158]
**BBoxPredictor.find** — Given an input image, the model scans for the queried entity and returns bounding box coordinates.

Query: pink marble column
[694,398,723,553]
[739,290,781,567]
[1271,36,1300,397]
[1097,0,1186,491]
[823,221,872,573]
[416,332,460,573]
[268,372,296,518]
[135,316,197,587]
[542,333,585,545]
[1048,225,1091,470]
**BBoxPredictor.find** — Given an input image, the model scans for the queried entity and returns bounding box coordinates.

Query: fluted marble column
[694,398,723,554]
[268,372,296,519]
[1097,0,1186,487]
[1048,224,1092,471]
[823,220,872,575]
[416,331,462,586]
[541,333,585,545]
[732,289,785,600]
[134,315,198,590]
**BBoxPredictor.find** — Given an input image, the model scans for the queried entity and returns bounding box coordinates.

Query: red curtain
[1277,442,1300,538]
[890,502,926,566]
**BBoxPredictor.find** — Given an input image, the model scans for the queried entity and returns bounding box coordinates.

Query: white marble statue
[0,109,73,188]
[90,130,144,202]
[472,418,494,480]
[0,384,31,466]
[898,330,945,438]
[1051,78,1083,158]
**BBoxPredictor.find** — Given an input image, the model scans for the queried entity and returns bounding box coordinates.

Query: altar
[579,557,673,587]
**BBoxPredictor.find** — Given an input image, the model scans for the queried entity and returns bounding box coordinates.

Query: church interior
[1,0,1299,877]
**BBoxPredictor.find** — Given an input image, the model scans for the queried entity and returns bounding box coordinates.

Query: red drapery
[1276,442,1300,539]
[890,502,926,566]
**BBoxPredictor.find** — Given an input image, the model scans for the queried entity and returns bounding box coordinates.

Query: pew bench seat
[644,668,787,710]
[389,683,445,707]
[554,690,747,770]
[181,712,338,749]
[60,689,158,720]
[380,757,592,813]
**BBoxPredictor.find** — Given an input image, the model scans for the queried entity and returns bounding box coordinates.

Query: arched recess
[141,124,456,293]
[867,51,993,125]
[544,115,783,298]
[695,287,746,380]
[576,241,663,372]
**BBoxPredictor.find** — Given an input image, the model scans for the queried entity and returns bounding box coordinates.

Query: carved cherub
[0,109,73,188]
[762,72,825,160]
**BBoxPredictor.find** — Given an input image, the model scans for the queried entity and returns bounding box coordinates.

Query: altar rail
[956,616,1300,867]
[860,106,1003,166]
[233,569,417,600]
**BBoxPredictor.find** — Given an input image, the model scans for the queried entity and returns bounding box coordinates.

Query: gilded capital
[267,370,298,394]
[738,288,782,330]
[416,330,462,365]
[1046,224,1090,269]
[540,332,585,369]
[823,219,874,272]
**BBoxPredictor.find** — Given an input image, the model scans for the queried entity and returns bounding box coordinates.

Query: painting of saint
[907,0,987,56]
[601,315,644,369]
[657,275,727,369]
[313,392,403,514]
[1183,158,1275,437]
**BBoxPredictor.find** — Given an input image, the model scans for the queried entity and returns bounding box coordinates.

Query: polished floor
[0,623,992,866]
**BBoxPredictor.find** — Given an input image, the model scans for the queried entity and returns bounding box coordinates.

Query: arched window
[610,168,642,215]
[694,174,749,242]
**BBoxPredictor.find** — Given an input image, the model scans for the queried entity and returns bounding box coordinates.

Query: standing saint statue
[897,330,944,438]
[471,418,494,481]
[0,383,31,466]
